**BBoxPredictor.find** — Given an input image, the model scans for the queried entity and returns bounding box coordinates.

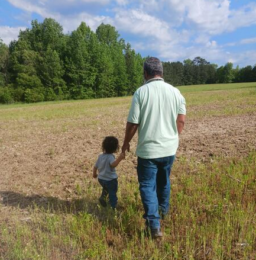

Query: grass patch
[0,83,255,124]
[0,82,255,259]
[177,82,256,93]
[1,152,255,259]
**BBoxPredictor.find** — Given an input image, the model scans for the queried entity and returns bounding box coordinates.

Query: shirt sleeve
[95,156,100,168]
[178,94,186,115]
[127,92,141,124]
[109,155,115,167]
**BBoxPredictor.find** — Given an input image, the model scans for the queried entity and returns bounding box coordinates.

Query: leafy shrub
[69,85,95,100]
[12,87,25,102]
[0,87,13,104]
[16,73,43,89]
[0,73,5,87]
[54,86,65,100]
[24,88,44,103]
[44,88,57,101]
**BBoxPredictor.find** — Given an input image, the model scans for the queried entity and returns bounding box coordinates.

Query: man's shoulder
[135,84,147,92]
[161,81,175,88]
[162,81,182,94]
[134,80,180,96]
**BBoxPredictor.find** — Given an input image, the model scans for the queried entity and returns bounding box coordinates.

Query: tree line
[0,18,143,103]
[163,58,256,86]
[0,18,256,103]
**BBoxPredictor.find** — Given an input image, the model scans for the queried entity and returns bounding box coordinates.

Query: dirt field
[0,97,255,217]
[0,84,256,259]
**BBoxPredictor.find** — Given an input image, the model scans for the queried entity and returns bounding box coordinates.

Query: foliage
[1,18,256,104]
[24,87,44,103]
[0,143,255,259]
[1,83,255,258]
[0,87,13,103]
[0,19,144,103]
[0,39,9,87]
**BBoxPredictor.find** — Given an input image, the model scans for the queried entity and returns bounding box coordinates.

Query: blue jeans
[98,178,118,208]
[137,155,175,229]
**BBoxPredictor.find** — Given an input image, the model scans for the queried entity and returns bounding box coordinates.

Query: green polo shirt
[127,78,186,159]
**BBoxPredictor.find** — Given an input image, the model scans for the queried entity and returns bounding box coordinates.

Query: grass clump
[1,152,255,259]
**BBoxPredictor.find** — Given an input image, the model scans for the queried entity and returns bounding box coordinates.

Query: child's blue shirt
[95,153,118,181]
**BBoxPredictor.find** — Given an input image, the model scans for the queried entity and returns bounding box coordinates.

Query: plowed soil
[0,100,255,220]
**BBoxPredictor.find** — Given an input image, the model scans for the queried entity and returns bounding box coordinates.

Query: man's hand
[119,152,125,160]
[122,142,130,153]
[121,122,139,155]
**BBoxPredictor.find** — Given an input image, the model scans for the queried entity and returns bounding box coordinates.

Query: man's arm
[122,122,139,153]
[176,114,185,134]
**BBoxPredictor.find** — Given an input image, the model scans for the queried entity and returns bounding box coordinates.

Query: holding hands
[118,152,126,160]
[121,142,130,155]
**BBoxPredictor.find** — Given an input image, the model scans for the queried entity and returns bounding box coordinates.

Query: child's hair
[102,136,119,154]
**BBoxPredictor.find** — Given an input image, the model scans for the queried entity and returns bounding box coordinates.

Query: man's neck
[145,76,163,84]
[145,75,162,81]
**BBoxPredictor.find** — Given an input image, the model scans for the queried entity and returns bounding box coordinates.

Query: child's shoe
[99,197,107,207]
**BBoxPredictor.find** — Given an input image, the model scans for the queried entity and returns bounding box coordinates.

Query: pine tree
[0,39,9,87]
[65,22,95,99]
[125,44,143,94]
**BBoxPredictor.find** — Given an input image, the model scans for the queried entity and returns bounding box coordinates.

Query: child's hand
[119,152,125,160]
[93,166,98,178]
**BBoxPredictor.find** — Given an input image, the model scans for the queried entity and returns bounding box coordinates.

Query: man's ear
[144,70,148,79]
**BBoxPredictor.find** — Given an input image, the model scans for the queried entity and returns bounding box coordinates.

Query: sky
[0,0,256,67]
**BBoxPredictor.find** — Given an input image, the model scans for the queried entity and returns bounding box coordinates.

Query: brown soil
[179,114,256,161]
[0,111,255,219]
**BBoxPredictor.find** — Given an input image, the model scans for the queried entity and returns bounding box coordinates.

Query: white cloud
[206,40,217,48]
[0,26,26,44]
[240,37,256,45]
[8,0,110,15]
[7,0,256,36]
[113,8,191,45]
[158,43,221,62]
[58,12,113,33]
[7,0,113,34]
[223,37,256,47]
[7,0,50,17]
[165,0,231,34]
[155,41,256,67]
[228,50,256,67]
[115,0,128,6]
[165,0,256,35]
[194,34,211,45]
[4,0,256,67]
[114,9,171,41]
[138,0,161,11]
[228,3,256,32]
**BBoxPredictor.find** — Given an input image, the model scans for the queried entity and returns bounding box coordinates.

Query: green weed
[1,152,255,259]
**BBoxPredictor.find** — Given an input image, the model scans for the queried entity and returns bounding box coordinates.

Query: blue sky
[0,0,256,67]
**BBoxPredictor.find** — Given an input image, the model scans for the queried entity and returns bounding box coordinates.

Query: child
[93,136,125,209]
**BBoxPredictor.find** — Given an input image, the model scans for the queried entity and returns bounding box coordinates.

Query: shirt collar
[145,77,164,84]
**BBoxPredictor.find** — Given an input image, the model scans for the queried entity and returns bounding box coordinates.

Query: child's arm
[93,166,98,178]
[110,153,125,168]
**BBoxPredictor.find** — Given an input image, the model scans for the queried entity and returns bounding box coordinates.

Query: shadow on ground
[0,191,123,223]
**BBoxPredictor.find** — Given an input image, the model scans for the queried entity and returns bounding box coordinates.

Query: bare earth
[0,103,255,221]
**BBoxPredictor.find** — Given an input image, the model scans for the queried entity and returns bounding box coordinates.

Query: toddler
[93,136,125,209]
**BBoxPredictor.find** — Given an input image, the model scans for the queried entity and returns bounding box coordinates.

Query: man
[122,57,186,238]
